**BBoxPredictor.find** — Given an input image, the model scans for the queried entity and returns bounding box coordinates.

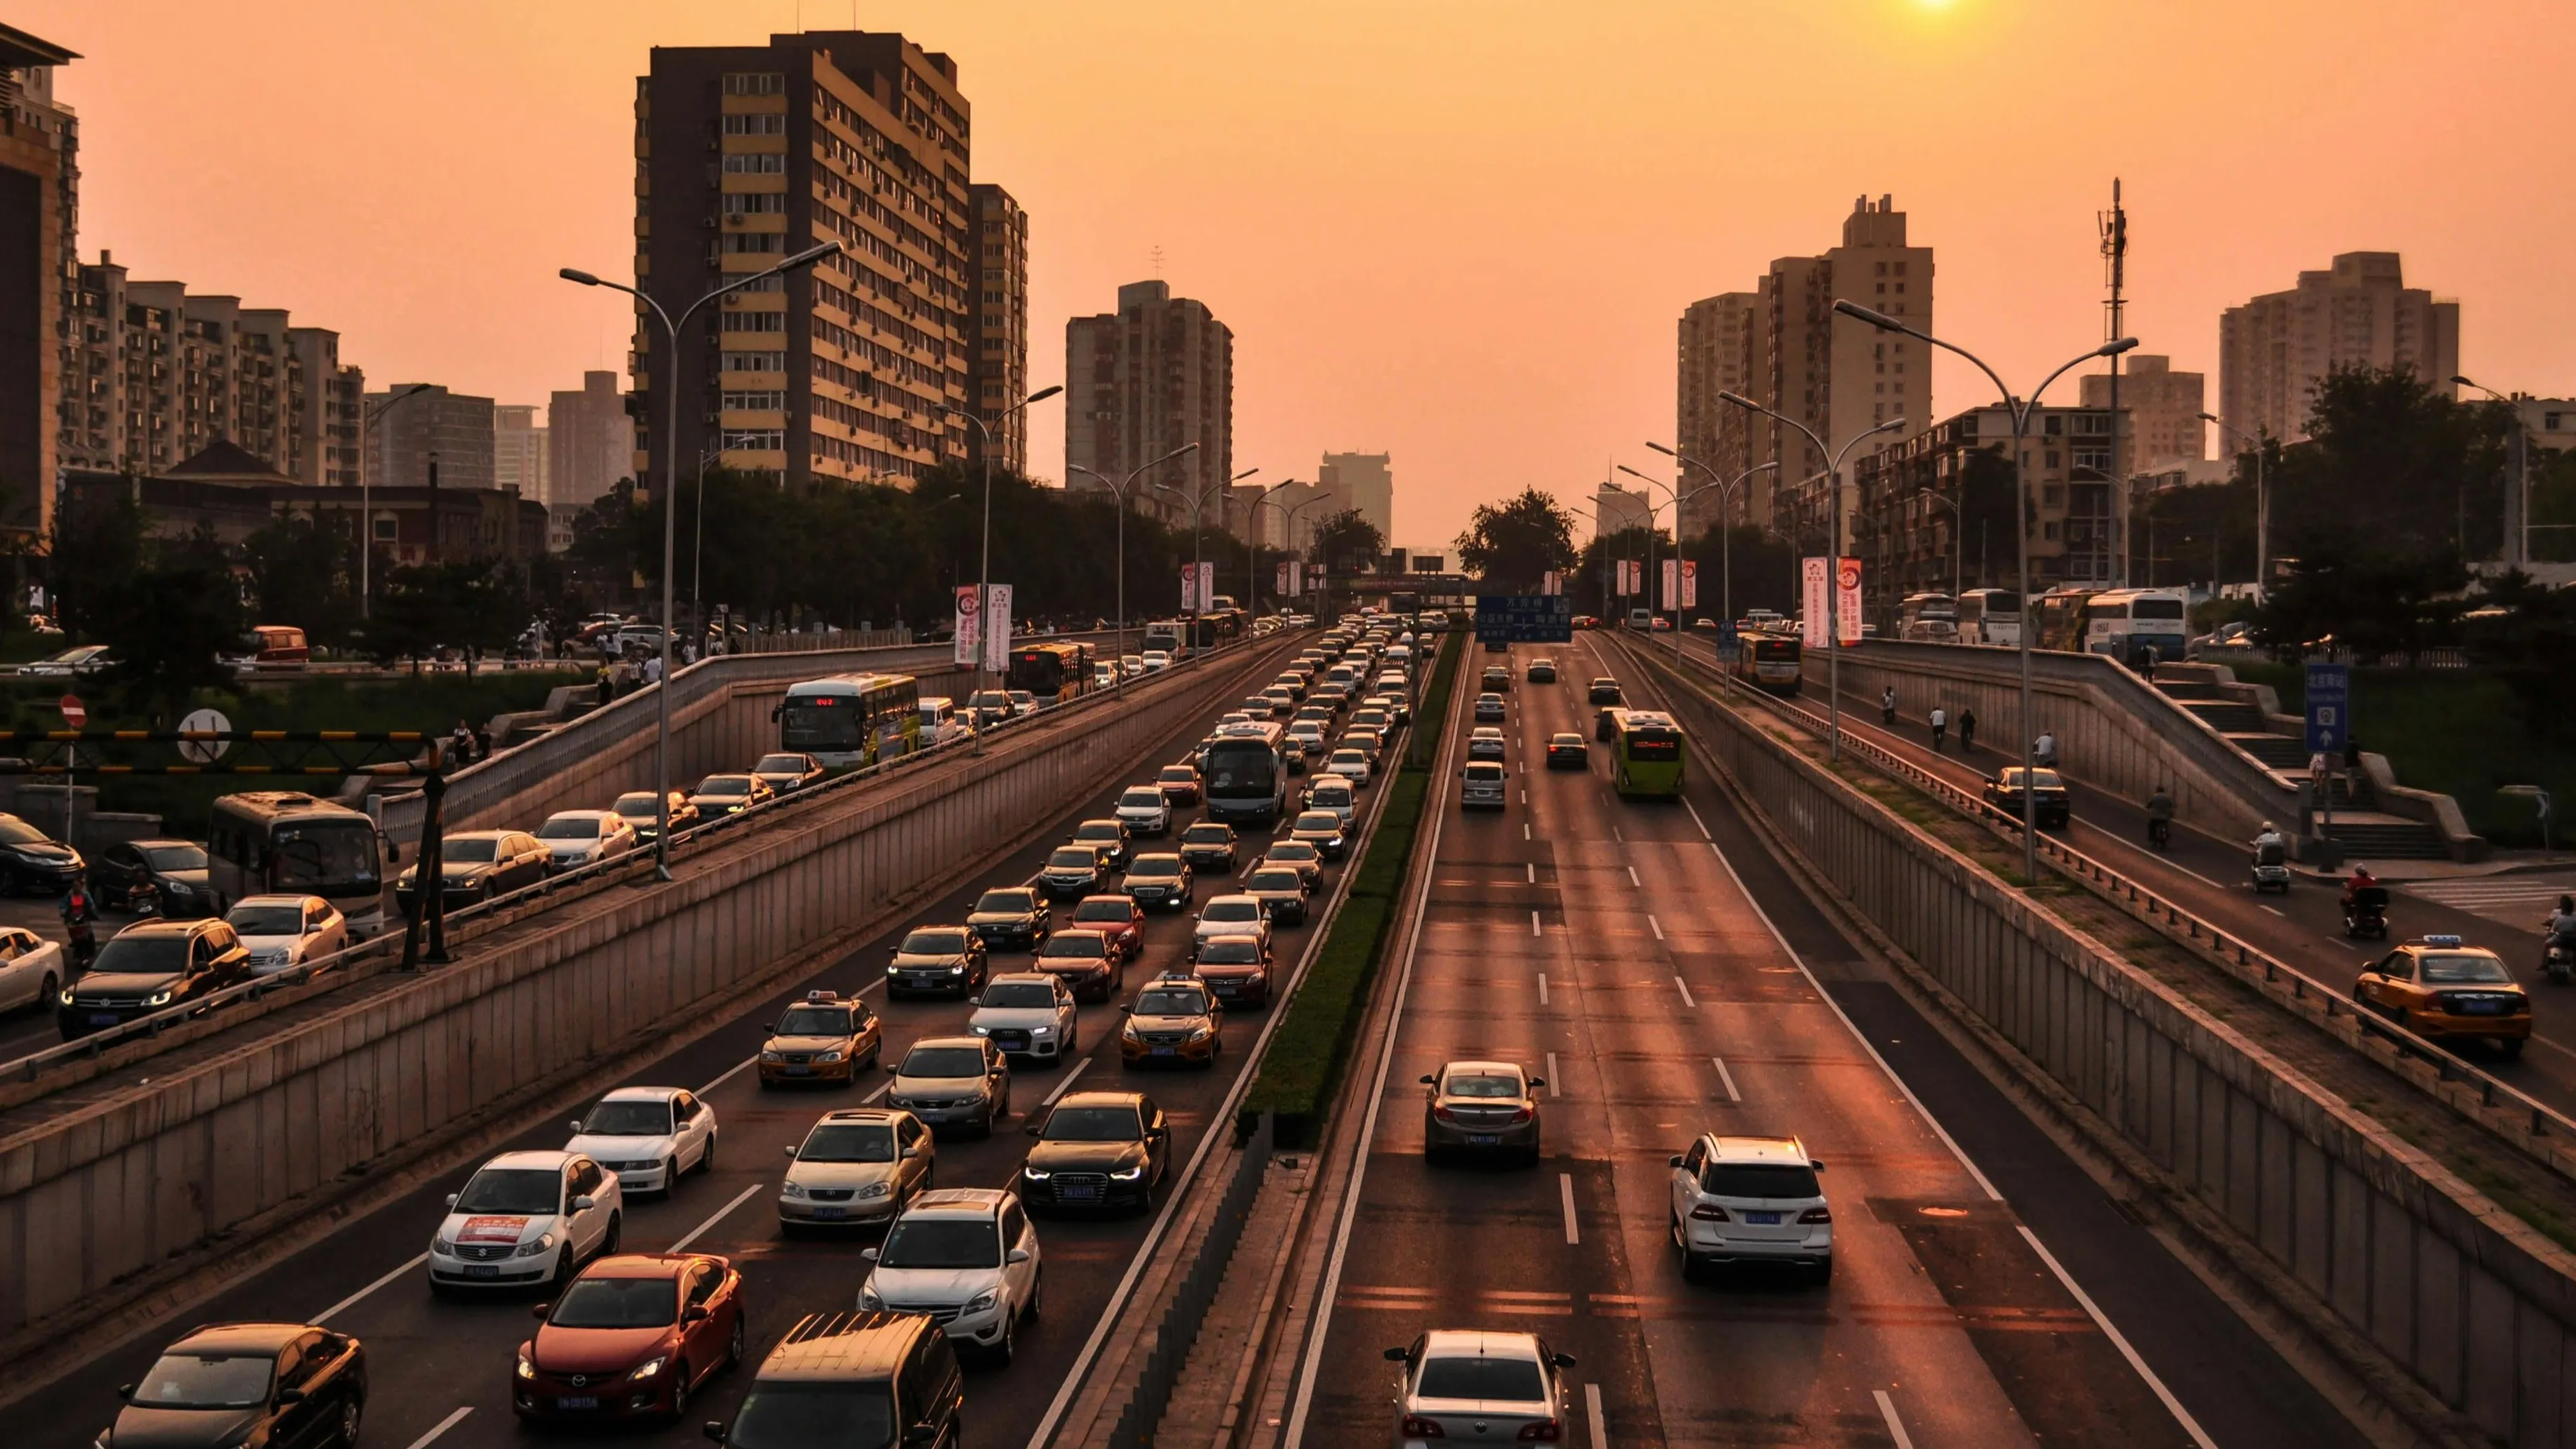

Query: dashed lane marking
[1710,1056,1742,1102]
[668,1181,764,1253]
[1559,1172,1581,1244]
[1673,976,1697,1008]
[403,1408,474,1449]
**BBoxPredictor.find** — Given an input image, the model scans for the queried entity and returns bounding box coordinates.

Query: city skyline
[22,0,2573,547]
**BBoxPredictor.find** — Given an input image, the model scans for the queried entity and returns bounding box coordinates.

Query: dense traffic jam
[84,614,1433,1448]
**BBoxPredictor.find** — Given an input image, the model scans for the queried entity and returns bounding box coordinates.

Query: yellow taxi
[1118,973,1224,1068]
[2353,935,2531,1057]
[757,989,885,1087]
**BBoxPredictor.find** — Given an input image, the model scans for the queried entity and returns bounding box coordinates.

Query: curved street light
[1645,443,1779,651]
[1069,441,1201,694]
[940,385,1066,752]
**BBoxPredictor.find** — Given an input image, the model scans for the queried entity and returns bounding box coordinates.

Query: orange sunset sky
[21,0,2575,550]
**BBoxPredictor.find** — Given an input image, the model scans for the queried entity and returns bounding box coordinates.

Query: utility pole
[2100,178,2129,587]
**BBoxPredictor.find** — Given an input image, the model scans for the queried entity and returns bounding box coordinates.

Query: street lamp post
[2453,376,2528,566]
[358,382,434,619]
[1250,479,1298,618]
[1069,442,1201,696]
[558,239,843,878]
[690,443,723,649]
[939,385,1067,753]
[1642,445,1781,655]
[1838,297,2135,885]
[1615,464,1711,658]
[1157,466,1257,620]
[1717,393,1909,764]
[2200,412,2269,597]
[1282,492,1337,612]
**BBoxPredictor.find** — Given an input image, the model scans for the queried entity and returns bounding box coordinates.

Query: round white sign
[179,707,232,763]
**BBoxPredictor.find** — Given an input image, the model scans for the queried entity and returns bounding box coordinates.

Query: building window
[720,352,787,372]
[722,192,787,215]
[723,429,787,451]
[2043,522,2060,541]
[721,113,785,135]
[723,390,787,411]
[722,153,786,174]
[723,311,787,332]
[723,72,785,95]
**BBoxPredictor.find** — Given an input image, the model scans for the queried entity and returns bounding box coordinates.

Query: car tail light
[1798,1207,1833,1224]
[1689,1203,1731,1221]
[1509,1106,1534,1123]
[1431,1105,1458,1123]
[1401,1414,1446,1438]
[1518,1418,1562,1441]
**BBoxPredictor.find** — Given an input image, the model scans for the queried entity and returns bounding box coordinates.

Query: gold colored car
[757,990,885,1087]
[1119,975,1224,1068]
[778,1108,935,1228]
[2353,934,2531,1057]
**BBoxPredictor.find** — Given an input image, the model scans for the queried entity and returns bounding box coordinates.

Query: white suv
[1668,1133,1833,1282]
[859,1189,1044,1364]
[969,973,1081,1061]
[1115,784,1172,837]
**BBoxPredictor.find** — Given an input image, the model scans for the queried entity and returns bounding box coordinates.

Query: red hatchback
[1069,894,1147,963]
[515,1253,744,1423]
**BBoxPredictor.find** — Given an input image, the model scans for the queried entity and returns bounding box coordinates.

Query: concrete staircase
[2152,665,2446,859]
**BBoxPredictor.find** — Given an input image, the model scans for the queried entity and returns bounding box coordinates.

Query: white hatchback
[1669,1133,1833,1281]
[565,1085,719,1196]
[427,1149,623,1294]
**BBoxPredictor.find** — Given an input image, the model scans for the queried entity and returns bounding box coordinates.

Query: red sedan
[1157,763,1204,805]
[1069,894,1147,963]
[515,1253,744,1422]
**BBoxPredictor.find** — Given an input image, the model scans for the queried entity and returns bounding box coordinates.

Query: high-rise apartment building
[1767,196,1932,552]
[1264,478,1331,556]
[364,384,494,493]
[637,31,993,491]
[1853,402,2121,619]
[547,369,631,510]
[2,24,77,536]
[2078,354,2203,470]
[2219,251,2459,445]
[59,253,364,487]
[1318,452,1392,544]
[494,404,549,503]
[1675,290,1767,538]
[1065,279,1234,530]
[968,183,1029,474]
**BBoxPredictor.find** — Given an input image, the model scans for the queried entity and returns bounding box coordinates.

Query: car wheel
[600,1212,622,1256]
[699,1133,716,1174]
[726,1313,746,1368]
[991,1303,1016,1366]
[667,1360,690,1421]
[1026,1267,1043,1319]
[2501,1036,2528,1059]
[1814,1254,1834,1286]
[550,1250,577,1295]
[38,970,58,1004]
[335,1394,363,1446]
[663,1157,680,1196]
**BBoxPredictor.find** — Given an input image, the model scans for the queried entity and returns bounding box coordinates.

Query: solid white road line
[2017,1225,2222,1449]
[1612,825,1623,844]
[2263,904,2287,918]
[313,1253,428,1325]
[1532,910,1543,937]
[1710,1056,1742,1103]
[1872,1391,1915,1449]
[1672,976,1697,1008]
[403,1407,474,1449]
[1544,1052,1562,1098]
[1585,1383,1608,1448]
[1537,973,1550,1006]
[1627,865,1642,888]
[1683,797,1713,841]
[862,1079,891,1104]
[667,1181,764,1253]
[1043,1056,1093,1105]
[1558,1172,1580,1244]
[1647,915,1664,942]
[697,1054,759,1095]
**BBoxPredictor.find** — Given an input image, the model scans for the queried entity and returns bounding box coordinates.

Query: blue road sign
[2304,661,2351,755]
[1475,594,1574,643]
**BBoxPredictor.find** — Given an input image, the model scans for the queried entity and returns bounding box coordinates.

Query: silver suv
[1384,1329,1575,1445]
[1668,1133,1833,1282]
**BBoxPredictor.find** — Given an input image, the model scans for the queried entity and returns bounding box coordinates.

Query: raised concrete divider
[0,640,1279,1354]
[1640,644,2576,1448]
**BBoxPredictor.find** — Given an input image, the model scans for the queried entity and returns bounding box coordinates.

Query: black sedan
[967,887,1051,948]
[91,839,213,915]
[612,790,699,842]
[1544,733,1590,770]
[1019,1091,1170,1213]
[1177,822,1238,874]
[57,918,253,1040]
[0,811,83,897]
[1982,767,2072,829]
[1587,678,1624,705]
[99,1321,367,1449]
[886,925,989,998]
[688,773,775,818]
[394,830,552,913]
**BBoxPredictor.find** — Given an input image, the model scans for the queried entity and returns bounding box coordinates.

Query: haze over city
[25,0,2573,545]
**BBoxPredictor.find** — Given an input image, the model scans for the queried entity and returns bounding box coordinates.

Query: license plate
[1467,1134,1500,1146]
[89,1013,120,1026]
[783,1065,811,1076]
[812,1207,847,1221]
[1151,1046,1176,1057]
[2462,1001,2503,1015]
[556,1397,598,1411]
[1061,1185,1099,1201]
[1211,984,1236,995]
[1746,1211,1783,1225]
[464,1264,500,1278]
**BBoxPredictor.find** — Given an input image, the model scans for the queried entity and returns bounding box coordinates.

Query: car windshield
[775,1007,853,1036]
[269,820,380,891]
[1416,1355,1546,1403]
[1048,848,1100,870]
[225,904,306,936]
[1205,901,1260,922]
[1074,899,1134,922]
[549,1276,676,1328]
[89,934,191,976]
[879,1216,1000,1270]
[901,929,969,955]
[1160,767,1197,784]
[1183,825,1231,844]
[1127,858,1180,878]
[1138,983,1207,1015]
[1444,1074,1521,1098]
[697,777,751,797]
[582,1100,672,1136]
[755,755,806,773]
[1701,1163,1822,1200]
[1248,870,1302,892]
[140,844,207,870]
[454,1166,560,1214]
[726,1383,897,1449]
[1199,941,1261,964]
[975,890,1035,913]
[1296,813,1340,831]
[2420,952,2515,984]
[901,1046,986,1078]
[1044,1105,1143,1141]
[982,981,1058,1008]
[0,818,49,846]
[133,1352,276,1410]
[971,692,1010,707]
[1076,823,1122,842]
[614,794,658,819]
[1042,934,1105,959]
[798,1124,896,1163]
[1268,844,1318,862]
[538,817,602,840]
[1552,735,1583,747]
[441,838,501,864]
[1333,751,1365,765]
[1120,789,1164,809]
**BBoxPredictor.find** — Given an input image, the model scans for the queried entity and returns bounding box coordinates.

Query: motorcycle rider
[2034,729,2059,770]
[1881,685,1897,727]
[2251,820,2287,858]
[2549,895,2576,942]
[1930,705,1948,751]
[59,872,98,980]
[2145,785,2175,849]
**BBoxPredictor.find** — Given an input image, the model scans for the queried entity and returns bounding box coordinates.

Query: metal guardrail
[1621,635,2576,1189]
[1108,1113,1275,1449]
[3,634,1285,1087]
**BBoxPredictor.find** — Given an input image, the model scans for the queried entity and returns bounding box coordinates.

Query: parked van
[917,696,972,746]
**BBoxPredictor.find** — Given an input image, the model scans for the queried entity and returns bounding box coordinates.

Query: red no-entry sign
[58,693,84,728]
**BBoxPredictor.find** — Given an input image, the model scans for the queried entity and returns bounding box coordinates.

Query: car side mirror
[683,1305,709,1324]
[1007,1246,1031,1264]
[1552,1352,1579,1369]
[1419,1074,1437,1085]
[1810,1159,1827,1171]
[1527,1077,1545,1088]
[572,1195,596,1211]
[1026,1121,1046,1136]
[533,1302,553,1321]
[1382,1346,1409,1362]
[1668,1154,1685,1168]
[903,1426,942,1448]
[703,1422,728,1443]
[1118,1005,1133,1014]
[445,1193,461,1209]
[901,1143,921,1159]
[117,1383,135,1401]
[861,1246,880,1262]
[275,1388,307,1405]
[966,995,982,1007]
[885,1061,901,1073]
[568,1120,584,1134]
[783,1145,798,1159]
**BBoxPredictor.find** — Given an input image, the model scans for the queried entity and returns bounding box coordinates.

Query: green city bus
[1611,709,1686,799]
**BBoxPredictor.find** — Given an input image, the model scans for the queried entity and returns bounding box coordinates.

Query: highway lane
[1291,632,2369,1448]
[18,633,1390,1449]
[1747,645,2576,1115]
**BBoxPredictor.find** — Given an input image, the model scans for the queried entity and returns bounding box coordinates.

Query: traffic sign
[57,694,83,728]
[179,707,233,763]
[1475,594,1574,643]
[2304,661,2351,754]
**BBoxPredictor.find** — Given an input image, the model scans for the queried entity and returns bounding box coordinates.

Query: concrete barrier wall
[0,643,1273,1346]
[1640,647,2576,1448]
[1800,640,2286,842]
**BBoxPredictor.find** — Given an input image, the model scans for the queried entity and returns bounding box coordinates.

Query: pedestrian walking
[595,661,614,708]
[1930,705,1948,752]
[1881,685,1898,728]
[643,654,665,686]
[2034,728,2058,769]
[2344,735,2363,797]
[472,723,493,761]
[1958,706,1977,753]
[449,719,477,765]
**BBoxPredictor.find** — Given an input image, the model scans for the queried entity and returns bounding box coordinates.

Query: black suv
[1019,1090,1170,1214]
[706,1311,961,1449]
[968,887,1051,948]
[59,918,253,1040]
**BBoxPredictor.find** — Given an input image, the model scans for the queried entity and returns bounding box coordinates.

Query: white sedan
[223,895,348,977]
[427,1149,623,1294]
[536,809,638,871]
[0,926,68,1010]
[564,1085,719,1196]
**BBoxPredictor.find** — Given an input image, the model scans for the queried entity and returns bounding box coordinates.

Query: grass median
[1245,628,1464,1147]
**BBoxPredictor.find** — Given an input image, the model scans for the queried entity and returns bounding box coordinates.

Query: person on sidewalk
[1881,685,1898,727]
[2034,728,2058,770]
[1929,705,1948,752]
[1958,707,1977,754]
[2145,785,2175,850]
[2344,735,2364,799]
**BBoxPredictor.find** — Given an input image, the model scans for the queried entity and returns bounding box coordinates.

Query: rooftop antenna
[1150,244,1165,279]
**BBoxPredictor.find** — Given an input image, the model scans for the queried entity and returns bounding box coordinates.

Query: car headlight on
[515,1355,535,1381]
[971,1025,991,1036]
[780,1180,809,1200]
[515,1233,558,1258]
[965,1289,999,1314]
[1021,1165,1051,1182]
[144,988,175,1007]
[628,1356,667,1381]
[816,1049,845,1064]
[58,987,75,1007]
[1030,1025,1053,1037]
[948,964,965,975]
[1189,1024,1215,1041]
[1110,1164,1147,1182]
[1120,1023,1143,1043]
[854,1182,889,1200]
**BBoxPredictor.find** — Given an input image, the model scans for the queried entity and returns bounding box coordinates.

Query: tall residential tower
[1065,279,1234,530]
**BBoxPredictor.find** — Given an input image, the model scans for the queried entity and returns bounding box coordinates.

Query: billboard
[1801,558,1828,647]
[1837,557,1862,645]
[1661,559,1678,610]
[984,583,1014,671]
[1680,559,1698,609]
[953,585,980,665]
